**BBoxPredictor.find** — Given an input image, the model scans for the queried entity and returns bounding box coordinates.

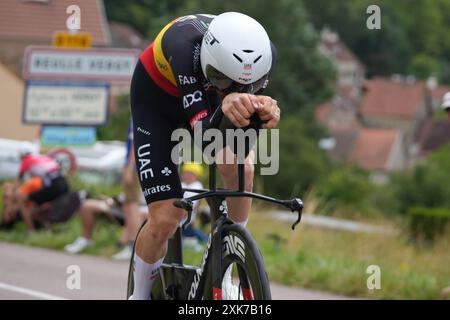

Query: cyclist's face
[205,65,268,95]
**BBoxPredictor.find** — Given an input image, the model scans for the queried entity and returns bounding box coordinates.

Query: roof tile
[0,0,110,45]
[360,78,425,119]
[348,128,400,171]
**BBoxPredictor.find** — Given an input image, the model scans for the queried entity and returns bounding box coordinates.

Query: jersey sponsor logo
[143,184,171,197]
[223,234,246,263]
[137,143,154,181]
[189,109,208,128]
[183,90,203,109]
[178,75,197,85]
[161,167,172,176]
[192,43,201,72]
[137,126,151,136]
[204,31,219,46]
[156,59,169,71]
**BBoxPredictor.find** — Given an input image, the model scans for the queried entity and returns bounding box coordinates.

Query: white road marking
[0,282,68,300]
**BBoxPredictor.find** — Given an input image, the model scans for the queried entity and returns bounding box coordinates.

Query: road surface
[0,242,351,300]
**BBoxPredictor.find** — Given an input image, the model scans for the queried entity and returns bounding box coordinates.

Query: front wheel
[218,224,271,300]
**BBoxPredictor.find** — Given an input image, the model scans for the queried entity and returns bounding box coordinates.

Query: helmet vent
[254,55,262,63]
[242,49,254,53]
[232,53,243,63]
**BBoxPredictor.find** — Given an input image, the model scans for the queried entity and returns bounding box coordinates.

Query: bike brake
[290,198,303,230]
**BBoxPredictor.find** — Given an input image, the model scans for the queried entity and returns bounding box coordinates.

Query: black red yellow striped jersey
[139,14,276,129]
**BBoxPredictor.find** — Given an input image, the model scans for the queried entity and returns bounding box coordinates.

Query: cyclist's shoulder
[162,14,213,49]
[171,14,215,31]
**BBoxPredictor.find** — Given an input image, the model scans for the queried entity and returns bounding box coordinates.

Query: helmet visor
[205,65,268,94]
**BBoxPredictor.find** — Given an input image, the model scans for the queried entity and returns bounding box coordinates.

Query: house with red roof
[316,32,450,176]
[358,77,431,150]
[0,0,111,76]
[348,128,405,181]
[316,76,436,174]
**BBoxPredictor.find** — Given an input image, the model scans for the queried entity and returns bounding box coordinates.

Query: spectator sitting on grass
[64,192,147,257]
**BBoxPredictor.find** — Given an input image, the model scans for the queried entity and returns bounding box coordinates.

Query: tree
[177,0,336,114]
[258,116,330,198]
[103,0,184,38]
[315,166,370,210]
[410,54,438,80]
[304,0,450,81]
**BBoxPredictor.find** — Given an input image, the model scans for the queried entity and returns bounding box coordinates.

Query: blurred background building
[316,28,450,181]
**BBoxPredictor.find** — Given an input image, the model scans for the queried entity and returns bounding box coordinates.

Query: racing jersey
[139,14,277,130]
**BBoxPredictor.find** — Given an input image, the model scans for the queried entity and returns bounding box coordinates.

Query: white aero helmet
[201,12,272,94]
[442,92,450,110]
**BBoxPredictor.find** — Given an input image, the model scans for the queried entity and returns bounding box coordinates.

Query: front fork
[207,196,232,300]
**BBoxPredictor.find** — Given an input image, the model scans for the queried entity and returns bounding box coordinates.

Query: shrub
[315,167,370,215]
[408,207,450,244]
[390,146,450,214]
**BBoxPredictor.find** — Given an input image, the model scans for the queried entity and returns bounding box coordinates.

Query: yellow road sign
[53,32,91,48]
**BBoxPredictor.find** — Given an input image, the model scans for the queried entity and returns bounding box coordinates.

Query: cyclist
[16,146,69,230]
[130,12,280,300]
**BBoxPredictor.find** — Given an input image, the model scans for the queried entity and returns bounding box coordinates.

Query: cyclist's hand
[256,96,280,129]
[222,93,259,128]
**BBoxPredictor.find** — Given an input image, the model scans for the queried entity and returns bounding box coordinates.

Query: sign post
[22,44,139,148]
[41,126,96,146]
[23,46,140,85]
[23,80,109,126]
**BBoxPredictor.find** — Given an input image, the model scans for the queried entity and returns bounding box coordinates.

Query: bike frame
[158,161,303,300]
